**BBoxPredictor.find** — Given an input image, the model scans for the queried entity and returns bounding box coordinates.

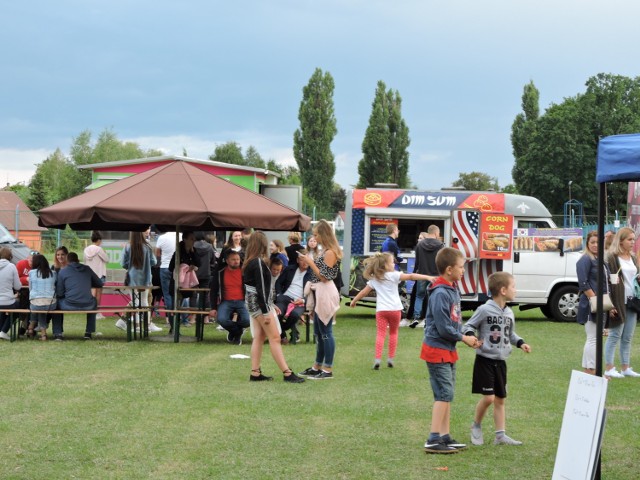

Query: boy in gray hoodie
[463,272,531,446]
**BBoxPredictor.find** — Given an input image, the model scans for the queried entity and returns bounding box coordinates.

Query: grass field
[1,304,638,479]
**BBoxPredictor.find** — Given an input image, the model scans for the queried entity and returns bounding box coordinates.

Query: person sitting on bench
[56,252,103,340]
[275,249,312,344]
[210,250,249,345]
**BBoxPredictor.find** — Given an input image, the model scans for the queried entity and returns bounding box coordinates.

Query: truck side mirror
[558,238,564,257]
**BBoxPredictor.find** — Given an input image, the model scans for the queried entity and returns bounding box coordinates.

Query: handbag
[627,277,640,313]
[589,294,613,313]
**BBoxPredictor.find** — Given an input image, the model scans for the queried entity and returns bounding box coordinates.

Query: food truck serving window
[367,217,445,253]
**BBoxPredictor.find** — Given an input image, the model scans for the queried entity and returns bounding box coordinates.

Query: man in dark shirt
[410,225,444,328]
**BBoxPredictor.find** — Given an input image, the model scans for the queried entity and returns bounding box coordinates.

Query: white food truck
[341,189,583,322]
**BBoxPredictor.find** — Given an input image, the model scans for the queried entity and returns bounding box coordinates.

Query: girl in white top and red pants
[350,252,434,369]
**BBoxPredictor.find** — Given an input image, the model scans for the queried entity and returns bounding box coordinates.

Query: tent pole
[173,229,181,343]
[595,182,605,480]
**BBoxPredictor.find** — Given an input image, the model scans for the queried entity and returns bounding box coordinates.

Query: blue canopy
[596,133,640,183]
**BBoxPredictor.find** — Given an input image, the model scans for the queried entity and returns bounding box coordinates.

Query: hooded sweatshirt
[84,244,109,278]
[462,299,524,361]
[193,240,215,281]
[421,277,463,363]
[0,259,21,305]
[56,262,103,307]
[414,238,444,276]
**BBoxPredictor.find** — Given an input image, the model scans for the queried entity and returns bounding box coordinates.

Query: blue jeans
[160,268,173,311]
[605,306,638,366]
[0,301,19,333]
[30,303,55,330]
[217,300,250,336]
[314,313,335,368]
[413,280,429,320]
[57,298,97,334]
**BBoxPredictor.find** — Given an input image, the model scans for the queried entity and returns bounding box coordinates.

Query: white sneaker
[115,319,127,331]
[471,423,484,445]
[605,368,624,378]
[621,367,640,377]
[148,322,163,332]
[96,313,105,320]
[0,331,10,340]
[216,325,225,331]
[399,319,410,327]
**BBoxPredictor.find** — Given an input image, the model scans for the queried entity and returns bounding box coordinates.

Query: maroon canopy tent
[38,161,311,232]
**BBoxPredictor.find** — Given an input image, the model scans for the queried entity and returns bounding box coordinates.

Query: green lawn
[1,305,638,479]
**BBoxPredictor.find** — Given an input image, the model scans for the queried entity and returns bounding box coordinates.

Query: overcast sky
[2,0,639,192]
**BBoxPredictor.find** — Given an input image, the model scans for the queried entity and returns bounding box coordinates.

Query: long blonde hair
[363,252,392,281]
[609,227,635,257]
[314,219,342,260]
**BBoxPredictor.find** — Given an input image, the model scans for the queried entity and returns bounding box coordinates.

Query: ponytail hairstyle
[363,252,393,281]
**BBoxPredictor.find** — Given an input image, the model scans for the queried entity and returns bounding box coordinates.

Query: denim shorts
[426,361,456,402]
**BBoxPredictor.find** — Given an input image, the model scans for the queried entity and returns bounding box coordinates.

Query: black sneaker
[83,333,92,340]
[424,440,458,454]
[299,367,321,377]
[309,370,333,380]
[283,371,305,383]
[54,334,64,342]
[443,436,467,450]
[409,319,420,329]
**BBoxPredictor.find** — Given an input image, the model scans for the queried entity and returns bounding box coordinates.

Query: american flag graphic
[458,259,501,296]
[452,210,479,259]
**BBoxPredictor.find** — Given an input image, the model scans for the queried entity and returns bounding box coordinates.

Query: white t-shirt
[156,232,177,268]
[367,271,403,312]
[284,268,306,300]
[619,256,638,299]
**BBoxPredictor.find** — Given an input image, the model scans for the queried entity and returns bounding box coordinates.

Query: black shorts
[471,354,507,398]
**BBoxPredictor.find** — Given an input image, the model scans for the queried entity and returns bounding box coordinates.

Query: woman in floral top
[298,220,342,380]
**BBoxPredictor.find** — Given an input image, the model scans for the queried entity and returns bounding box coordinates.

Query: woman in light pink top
[84,231,109,312]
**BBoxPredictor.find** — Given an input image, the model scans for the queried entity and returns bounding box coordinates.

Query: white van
[341,189,581,322]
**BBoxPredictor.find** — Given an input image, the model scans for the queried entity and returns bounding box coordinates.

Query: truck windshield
[0,224,17,243]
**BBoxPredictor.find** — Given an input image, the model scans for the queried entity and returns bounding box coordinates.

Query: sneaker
[96,313,105,320]
[442,436,467,450]
[621,367,640,377]
[424,440,458,454]
[417,320,425,328]
[409,319,420,329]
[0,331,10,340]
[387,359,395,368]
[83,333,92,340]
[299,367,321,377]
[283,371,305,383]
[54,334,63,342]
[471,424,484,445]
[399,319,410,327]
[148,322,163,333]
[309,370,333,380]
[494,434,522,446]
[216,325,225,331]
[605,368,624,378]
[373,360,380,370]
[115,319,127,331]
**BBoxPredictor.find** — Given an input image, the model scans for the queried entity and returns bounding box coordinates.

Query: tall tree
[293,68,337,217]
[357,81,410,188]
[452,172,499,191]
[244,146,266,169]
[511,74,640,216]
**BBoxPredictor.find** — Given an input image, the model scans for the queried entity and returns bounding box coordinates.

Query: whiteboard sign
[552,370,608,480]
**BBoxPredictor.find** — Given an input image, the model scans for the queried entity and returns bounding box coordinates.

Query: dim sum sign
[480,213,513,259]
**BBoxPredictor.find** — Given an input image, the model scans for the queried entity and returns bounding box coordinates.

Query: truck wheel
[549,285,579,322]
[540,304,554,319]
